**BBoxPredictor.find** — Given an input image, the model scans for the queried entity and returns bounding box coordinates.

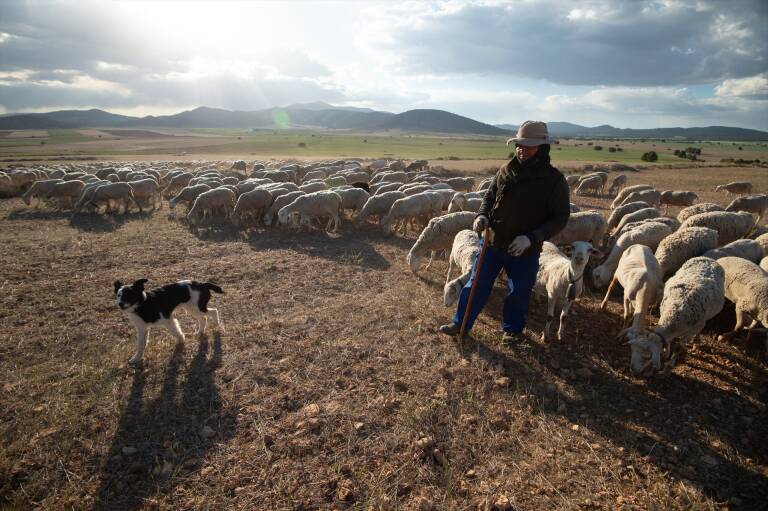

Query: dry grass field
[1,159,767,510]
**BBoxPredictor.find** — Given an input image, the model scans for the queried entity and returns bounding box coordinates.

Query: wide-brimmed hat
[506,120,551,146]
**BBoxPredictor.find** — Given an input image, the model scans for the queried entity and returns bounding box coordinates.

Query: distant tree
[738,146,743,150]
[608,147,616,152]
[641,151,658,162]
[298,142,306,148]
[594,145,603,151]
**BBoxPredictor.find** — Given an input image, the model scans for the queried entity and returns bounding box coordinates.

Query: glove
[473,215,489,234]
[508,235,532,256]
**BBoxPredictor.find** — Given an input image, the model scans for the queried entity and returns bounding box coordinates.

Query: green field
[1,128,767,163]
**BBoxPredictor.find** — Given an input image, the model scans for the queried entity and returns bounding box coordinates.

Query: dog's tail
[204,282,224,294]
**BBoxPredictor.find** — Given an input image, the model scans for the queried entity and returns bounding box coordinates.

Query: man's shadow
[91,332,236,510]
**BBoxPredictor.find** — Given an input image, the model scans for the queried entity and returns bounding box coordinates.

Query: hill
[378,109,508,135]
[496,122,768,141]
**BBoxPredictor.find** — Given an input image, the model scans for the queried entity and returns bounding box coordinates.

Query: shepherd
[439,121,571,343]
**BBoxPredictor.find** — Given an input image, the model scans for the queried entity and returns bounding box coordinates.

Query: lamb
[653,226,719,279]
[702,239,764,263]
[725,194,768,224]
[21,179,63,206]
[607,174,628,196]
[442,229,482,306]
[264,191,305,226]
[679,211,755,246]
[619,189,661,208]
[232,188,273,227]
[606,201,651,232]
[355,191,407,224]
[715,257,768,348]
[74,182,138,215]
[534,241,601,341]
[611,184,653,208]
[565,174,581,188]
[169,184,212,210]
[593,222,672,287]
[600,244,663,332]
[574,175,603,196]
[45,180,86,209]
[277,190,342,232]
[548,211,607,246]
[381,192,439,235]
[715,181,752,195]
[299,181,329,193]
[624,257,725,377]
[659,190,697,214]
[612,207,660,235]
[677,203,724,224]
[187,187,236,226]
[405,212,476,273]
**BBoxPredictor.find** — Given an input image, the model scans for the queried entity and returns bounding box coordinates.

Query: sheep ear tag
[566,283,577,301]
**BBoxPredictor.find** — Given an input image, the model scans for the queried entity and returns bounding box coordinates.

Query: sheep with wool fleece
[264,191,306,226]
[612,207,661,235]
[405,212,476,273]
[381,192,439,235]
[187,187,236,226]
[534,241,602,341]
[624,257,725,377]
[679,210,755,246]
[606,201,651,231]
[677,202,724,223]
[713,257,768,350]
[442,229,482,306]
[169,184,212,210]
[608,174,628,196]
[725,194,768,224]
[547,211,607,247]
[233,188,273,227]
[611,184,653,208]
[619,189,661,208]
[277,190,342,232]
[21,179,63,206]
[592,221,672,288]
[702,239,764,264]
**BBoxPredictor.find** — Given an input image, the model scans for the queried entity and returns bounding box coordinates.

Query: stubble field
[1,152,767,510]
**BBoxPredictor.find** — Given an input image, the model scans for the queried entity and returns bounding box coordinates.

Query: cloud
[715,73,768,100]
[371,0,768,86]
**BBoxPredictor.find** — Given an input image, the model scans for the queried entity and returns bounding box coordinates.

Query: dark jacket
[477,153,570,257]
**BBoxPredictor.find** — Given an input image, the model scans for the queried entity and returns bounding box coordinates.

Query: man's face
[515,144,539,162]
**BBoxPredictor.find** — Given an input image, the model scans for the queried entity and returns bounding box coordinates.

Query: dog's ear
[132,278,149,290]
[113,280,123,294]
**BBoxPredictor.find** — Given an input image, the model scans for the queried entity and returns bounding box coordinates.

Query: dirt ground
[0,163,767,510]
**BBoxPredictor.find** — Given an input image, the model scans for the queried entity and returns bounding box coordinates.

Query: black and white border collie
[114,279,224,366]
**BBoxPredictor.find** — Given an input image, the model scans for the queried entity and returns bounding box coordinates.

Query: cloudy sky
[1,0,766,129]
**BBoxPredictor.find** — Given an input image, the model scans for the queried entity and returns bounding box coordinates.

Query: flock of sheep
[2,160,767,378]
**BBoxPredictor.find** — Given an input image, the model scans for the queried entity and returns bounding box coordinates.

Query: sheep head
[625,330,669,377]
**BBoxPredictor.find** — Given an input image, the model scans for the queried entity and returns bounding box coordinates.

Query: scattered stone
[302,403,320,417]
[465,468,477,478]
[353,422,365,431]
[336,481,354,502]
[571,424,580,431]
[494,376,510,387]
[200,466,215,478]
[432,448,447,467]
[415,436,435,451]
[492,494,512,510]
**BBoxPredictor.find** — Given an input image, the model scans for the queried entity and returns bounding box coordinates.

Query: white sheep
[760,256,768,272]
[611,184,653,208]
[600,244,663,332]
[400,183,432,196]
[129,178,161,212]
[624,257,725,377]
[619,189,661,208]
[162,172,193,198]
[715,257,768,347]
[299,181,329,193]
[534,241,601,341]
[45,180,86,209]
[372,182,404,195]
[187,187,236,226]
[277,191,342,232]
[233,188,273,227]
[725,194,768,224]
[612,207,660,235]
[574,175,603,196]
[607,174,628,196]
[659,190,697,214]
[263,191,305,226]
[74,182,138,215]
[702,239,764,263]
[653,226,719,279]
[677,203,724,224]
[381,192,438,235]
[593,222,672,288]
[405,212,476,273]
[548,211,607,246]
[565,174,581,188]
[616,216,680,239]
[169,184,212,210]
[715,181,752,195]
[680,211,755,246]
[447,192,483,213]
[606,201,650,232]
[442,229,482,306]
[333,187,370,217]
[355,191,407,224]
[21,179,63,206]
[756,233,768,257]
[445,177,474,192]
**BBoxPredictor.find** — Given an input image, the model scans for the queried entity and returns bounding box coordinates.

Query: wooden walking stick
[459,228,492,339]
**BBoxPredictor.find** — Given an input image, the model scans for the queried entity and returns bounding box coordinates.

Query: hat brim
[506,137,551,146]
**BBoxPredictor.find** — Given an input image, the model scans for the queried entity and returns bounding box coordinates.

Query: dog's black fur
[114,279,223,323]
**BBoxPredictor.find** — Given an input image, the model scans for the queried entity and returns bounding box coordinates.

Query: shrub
[594,145,603,151]
[641,151,658,162]
[298,142,306,148]
[608,147,616,153]
[738,146,743,150]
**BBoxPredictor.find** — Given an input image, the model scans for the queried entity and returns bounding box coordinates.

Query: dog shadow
[90,332,236,510]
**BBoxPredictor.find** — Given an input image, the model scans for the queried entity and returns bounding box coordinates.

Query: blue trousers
[452,244,540,334]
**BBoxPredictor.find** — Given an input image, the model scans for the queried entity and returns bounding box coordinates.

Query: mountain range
[1,103,766,140]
